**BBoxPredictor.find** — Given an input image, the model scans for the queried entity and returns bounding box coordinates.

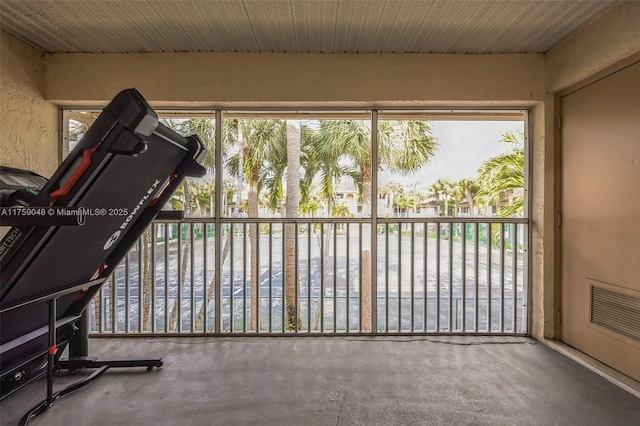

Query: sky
[379,120,525,192]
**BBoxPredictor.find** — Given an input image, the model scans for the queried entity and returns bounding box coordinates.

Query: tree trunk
[464,188,475,217]
[194,228,232,330]
[168,225,190,331]
[285,120,302,330]
[360,179,372,332]
[312,224,334,331]
[248,188,259,331]
[141,228,153,330]
[313,196,333,331]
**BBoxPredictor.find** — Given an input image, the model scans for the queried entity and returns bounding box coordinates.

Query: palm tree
[225,119,287,330]
[284,120,302,330]
[452,178,479,217]
[378,181,404,215]
[476,131,525,218]
[427,178,454,217]
[315,119,437,330]
[299,196,322,218]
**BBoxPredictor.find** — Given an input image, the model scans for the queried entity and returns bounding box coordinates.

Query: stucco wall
[0,31,58,177]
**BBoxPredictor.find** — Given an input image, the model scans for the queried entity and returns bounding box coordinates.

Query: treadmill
[0,88,207,424]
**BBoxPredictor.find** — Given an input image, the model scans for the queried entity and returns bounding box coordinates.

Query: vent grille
[591,286,640,342]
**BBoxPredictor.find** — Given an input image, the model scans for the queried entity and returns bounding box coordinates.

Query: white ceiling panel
[0,0,617,54]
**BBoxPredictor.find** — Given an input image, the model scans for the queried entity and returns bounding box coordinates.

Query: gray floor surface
[1,336,638,426]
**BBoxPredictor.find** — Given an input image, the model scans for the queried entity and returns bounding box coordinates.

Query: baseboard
[541,339,640,399]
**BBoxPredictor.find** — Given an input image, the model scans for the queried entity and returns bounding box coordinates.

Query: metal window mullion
[268,224,273,333]
[524,110,531,335]
[462,223,467,332]
[448,223,453,332]
[512,223,518,332]
[487,223,492,333]
[176,223,184,333]
[410,223,415,332]
[423,223,428,332]
[500,222,505,333]
[281,224,285,333]
[436,224,441,332]
[346,223,350,332]
[397,222,402,332]
[371,109,378,334]
[295,224,299,333]
[151,227,157,333]
[243,223,248,333]
[256,225,261,332]
[190,223,195,333]
[320,223,325,332]
[138,235,143,333]
[359,223,363,333]
[214,110,223,334]
[177,224,183,332]
[203,223,208,333]
[230,223,235,333]
[308,223,312,333]
[474,223,479,333]
[385,224,389,332]
[333,224,337,333]
[164,224,169,332]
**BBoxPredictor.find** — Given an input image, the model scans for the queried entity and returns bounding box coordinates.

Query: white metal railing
[90,217,528,335]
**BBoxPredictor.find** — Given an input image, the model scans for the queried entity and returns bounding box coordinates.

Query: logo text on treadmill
[103,230,121,250]
[102,179,162,250]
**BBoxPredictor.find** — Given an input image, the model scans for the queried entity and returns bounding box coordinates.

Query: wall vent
[591,285,640,342]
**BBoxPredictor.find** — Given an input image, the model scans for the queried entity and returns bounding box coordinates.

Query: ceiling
[0,0,616,54]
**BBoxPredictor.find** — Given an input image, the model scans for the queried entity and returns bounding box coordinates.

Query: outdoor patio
[1,336,638,425]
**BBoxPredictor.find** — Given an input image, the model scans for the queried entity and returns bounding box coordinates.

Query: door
[560,62,640,381]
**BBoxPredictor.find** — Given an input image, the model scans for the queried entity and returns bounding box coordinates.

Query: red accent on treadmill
[48,345,57,355]
[149,171,176,207]
[74,291,86,301]
[49,145,100,203]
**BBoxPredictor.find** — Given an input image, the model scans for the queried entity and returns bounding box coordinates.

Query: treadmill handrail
[0,278,106,314]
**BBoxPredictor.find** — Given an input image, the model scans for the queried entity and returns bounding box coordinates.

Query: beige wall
[0,31,58,177]
[44,53,545,107]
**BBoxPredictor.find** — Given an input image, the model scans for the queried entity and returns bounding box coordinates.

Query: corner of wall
[545,1,640,93]
[0,30,59,177]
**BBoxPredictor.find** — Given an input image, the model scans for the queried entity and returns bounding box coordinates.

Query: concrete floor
[1,336,638,426]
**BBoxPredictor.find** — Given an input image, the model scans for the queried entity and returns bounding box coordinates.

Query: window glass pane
[222,112,371,218]
[377,114,526,218]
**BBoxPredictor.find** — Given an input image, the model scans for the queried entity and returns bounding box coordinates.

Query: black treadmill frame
[0,88,207,425]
